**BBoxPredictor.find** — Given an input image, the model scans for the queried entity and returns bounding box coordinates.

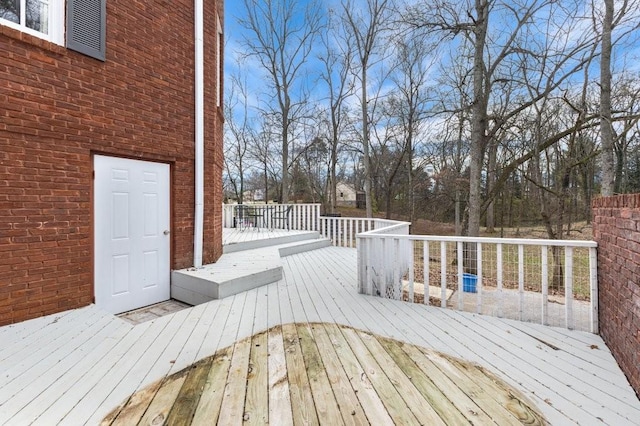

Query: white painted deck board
[223,227,313,246]
[6,318,131,425]
[429,303,635,423]
[0,246,638,425]
[27,321,153,424]
[167,298,220,375]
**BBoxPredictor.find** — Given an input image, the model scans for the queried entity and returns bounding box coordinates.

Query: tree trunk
[466,0,490,274]
[468,0,489,240]
[362,68,373,218]
[600,0,615,196]
[281,121,290,203]
[486,140,498,232]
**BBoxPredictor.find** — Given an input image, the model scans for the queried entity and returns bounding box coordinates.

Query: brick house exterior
[592,194,640,397]
[0,0,224,325]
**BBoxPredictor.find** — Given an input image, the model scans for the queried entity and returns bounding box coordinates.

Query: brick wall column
[592,194,640,397]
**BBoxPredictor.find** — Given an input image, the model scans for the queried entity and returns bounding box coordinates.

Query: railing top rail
[356,232,597,248]
[224,203,321,206]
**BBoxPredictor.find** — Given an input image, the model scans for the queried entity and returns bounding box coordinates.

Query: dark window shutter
[66,0,106,61]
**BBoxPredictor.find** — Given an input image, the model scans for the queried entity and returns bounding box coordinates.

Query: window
[0,0,64,44]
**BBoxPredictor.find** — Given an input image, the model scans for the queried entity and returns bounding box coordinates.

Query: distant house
[243,189,265,202]
[333,182,361,207]
[0,0,224,324]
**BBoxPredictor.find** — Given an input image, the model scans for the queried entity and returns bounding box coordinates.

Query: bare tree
[342,0,393,217]
[223,71,256,204]
[318,13,355,213]
[238,0,323,203]
[392,32,433,222]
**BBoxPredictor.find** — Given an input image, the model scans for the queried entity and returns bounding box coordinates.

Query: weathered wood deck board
[282,323,319,425]
[190,346,233,424]
[102,323,546,425]
[295,324,344,425]
[340,326,441,425]
[244,329,269,425]
[1,246,639,425]
[321,323,394,425]
[267,326,293,426]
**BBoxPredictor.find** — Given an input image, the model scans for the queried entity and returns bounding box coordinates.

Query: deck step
[172,237,332,305]
[223,231,321,254]
[277,238,332,257]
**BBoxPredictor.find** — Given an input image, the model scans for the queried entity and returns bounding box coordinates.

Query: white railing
[317,217,412,248]
[222,203,321,231]
[222,206,599,332]
[357,222,599,333]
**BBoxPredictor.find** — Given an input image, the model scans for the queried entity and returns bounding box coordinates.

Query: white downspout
[193,0,204,268]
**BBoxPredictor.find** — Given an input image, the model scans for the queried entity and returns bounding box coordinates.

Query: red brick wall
[592,194,640,396]
[0,0,223,325]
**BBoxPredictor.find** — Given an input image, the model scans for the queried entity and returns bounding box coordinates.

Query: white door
[94,155,171,314]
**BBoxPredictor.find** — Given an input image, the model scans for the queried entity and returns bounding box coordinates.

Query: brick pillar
[592,194,640,397]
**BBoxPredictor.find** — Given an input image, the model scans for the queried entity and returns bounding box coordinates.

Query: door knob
[163,230,170,235]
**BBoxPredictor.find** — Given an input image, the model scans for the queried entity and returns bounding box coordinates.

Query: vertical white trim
[193,0,204,268]
[216,14,222,108]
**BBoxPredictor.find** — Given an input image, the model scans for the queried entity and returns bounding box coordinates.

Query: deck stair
[223,230,321,253]
[172,231,330,305]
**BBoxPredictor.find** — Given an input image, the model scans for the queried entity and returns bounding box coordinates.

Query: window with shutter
[66,0,105,61]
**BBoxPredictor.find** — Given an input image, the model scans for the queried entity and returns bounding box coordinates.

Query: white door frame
[94,155,171,314]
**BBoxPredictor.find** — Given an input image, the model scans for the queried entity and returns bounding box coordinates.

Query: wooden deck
[1,247,639,425]
[103,323,545,425]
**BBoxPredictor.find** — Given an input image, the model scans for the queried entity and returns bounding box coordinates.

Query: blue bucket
[463,273,477,293]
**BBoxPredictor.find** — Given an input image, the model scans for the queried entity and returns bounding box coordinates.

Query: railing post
[457,241,464,310]
[518,244,524,321]
[497,243,503,318]
[477,242,483,314]
[440,241,447,308]
[589,246,598,333]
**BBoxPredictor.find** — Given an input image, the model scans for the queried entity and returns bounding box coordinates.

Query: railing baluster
[518,244,524,321]
[541,246,549,326]
[440,241,447,308]
[457,241,464,310]
[423,241,429,305]
[497,243,503,318]
[565,247,574,330]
